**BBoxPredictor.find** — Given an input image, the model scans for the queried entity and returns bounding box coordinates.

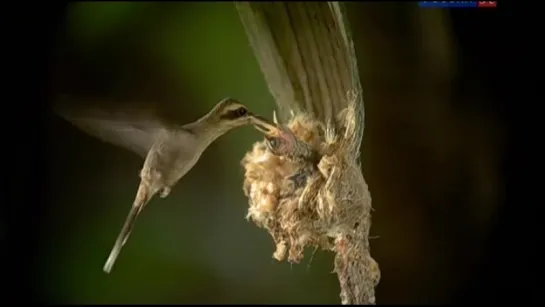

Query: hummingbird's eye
[235,107,248,117]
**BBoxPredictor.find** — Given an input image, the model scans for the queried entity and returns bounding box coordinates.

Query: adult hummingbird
[56,97,274,274]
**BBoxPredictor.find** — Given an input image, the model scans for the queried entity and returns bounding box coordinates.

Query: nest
[242,101,380,304]
[241,104,374,264]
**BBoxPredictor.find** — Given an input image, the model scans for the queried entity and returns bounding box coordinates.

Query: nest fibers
[241,100,380,304]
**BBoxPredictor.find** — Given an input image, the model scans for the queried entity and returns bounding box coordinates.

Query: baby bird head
[251,113,305,159]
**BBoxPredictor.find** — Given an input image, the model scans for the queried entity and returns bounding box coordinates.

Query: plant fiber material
[242,99,379,304]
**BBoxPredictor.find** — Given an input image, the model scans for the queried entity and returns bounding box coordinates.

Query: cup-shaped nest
[241,104,372,263]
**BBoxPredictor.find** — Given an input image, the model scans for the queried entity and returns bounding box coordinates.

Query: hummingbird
[56,97,275,274]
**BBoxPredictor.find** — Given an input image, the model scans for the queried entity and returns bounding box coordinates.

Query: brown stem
[236,2,377,304]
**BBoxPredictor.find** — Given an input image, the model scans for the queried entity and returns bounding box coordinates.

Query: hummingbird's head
[211,97,255,130]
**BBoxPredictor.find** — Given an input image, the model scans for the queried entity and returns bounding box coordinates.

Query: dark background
[5,1,542,304]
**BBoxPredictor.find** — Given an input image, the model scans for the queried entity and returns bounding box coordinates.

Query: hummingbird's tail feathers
[103,183,154,274]
[103,204,143,274]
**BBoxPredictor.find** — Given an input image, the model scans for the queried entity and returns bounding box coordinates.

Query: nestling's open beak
[249,112,304,156]
[250,114,281,138]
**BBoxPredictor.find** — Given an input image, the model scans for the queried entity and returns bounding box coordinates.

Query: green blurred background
[42,2,511,304]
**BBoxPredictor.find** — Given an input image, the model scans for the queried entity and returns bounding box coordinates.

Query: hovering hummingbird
[56,97,277,274]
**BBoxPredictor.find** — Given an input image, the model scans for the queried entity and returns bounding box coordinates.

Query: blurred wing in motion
[55,102,166,158]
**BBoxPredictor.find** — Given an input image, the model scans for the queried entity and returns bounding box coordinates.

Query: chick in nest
[246,97,379,304]
[244,102,371,264]
[245,112,319,261]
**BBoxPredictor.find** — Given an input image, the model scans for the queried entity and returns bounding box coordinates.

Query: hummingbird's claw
[159,187,171,198]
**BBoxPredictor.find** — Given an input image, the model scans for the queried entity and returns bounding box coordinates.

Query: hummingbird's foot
[159,187,171,198]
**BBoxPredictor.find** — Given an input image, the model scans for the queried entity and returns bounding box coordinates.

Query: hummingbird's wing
[56,107,166,158]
